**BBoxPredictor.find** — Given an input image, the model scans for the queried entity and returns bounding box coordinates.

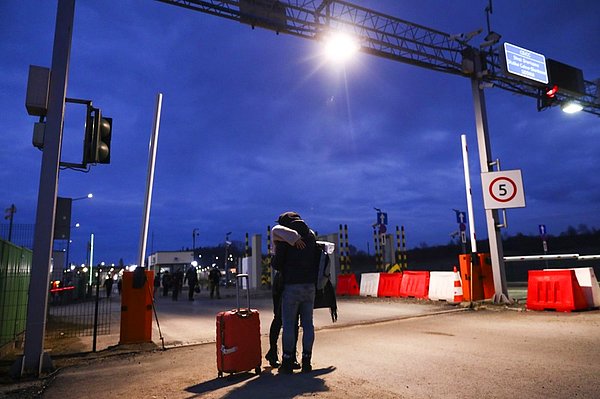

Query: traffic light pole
[16,0,76,376]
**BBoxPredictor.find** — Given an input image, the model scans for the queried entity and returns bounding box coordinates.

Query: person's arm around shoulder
[272,225,305,248]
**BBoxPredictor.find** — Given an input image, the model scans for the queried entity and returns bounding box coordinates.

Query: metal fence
[0,236,114,352]
[46,268,115,341]
[0,239,31,349]
[0,223,34,250]
[46,275,114,339]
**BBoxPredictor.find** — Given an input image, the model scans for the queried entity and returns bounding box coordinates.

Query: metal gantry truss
[156,0,599,116]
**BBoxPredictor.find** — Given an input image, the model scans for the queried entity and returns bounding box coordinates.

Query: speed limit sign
[481,169,526,209]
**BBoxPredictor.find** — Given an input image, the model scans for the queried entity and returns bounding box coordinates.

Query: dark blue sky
[1,1,599,266]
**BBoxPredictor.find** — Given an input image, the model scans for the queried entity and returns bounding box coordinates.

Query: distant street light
[561,101,583,114]
[72,193,93,201]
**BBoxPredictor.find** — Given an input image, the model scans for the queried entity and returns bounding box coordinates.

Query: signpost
[377,211,388,226]
[539,224,549,266]
[481,170,526,210]
[502,42,548,85]
[453,210,467,253]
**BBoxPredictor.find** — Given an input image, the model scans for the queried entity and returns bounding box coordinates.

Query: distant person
[172,269,183,301]
[162,271,171,297]
[272,212,318,373]
[104,276,114,298]
[185,266,199,301]
[154,273,161,296]
[209,266,221,299]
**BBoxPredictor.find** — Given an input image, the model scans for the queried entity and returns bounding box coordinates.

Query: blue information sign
[455,211,466,224]
[503,42,548,84]
[539,224,547,237]
[377,212,388,225]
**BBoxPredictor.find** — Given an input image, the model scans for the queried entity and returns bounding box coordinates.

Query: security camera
[450,28,482,43]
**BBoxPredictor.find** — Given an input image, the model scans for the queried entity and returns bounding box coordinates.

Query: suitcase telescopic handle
[236,274,250,312]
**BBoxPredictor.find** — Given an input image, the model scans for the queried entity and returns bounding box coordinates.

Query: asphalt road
[2,292,599,398]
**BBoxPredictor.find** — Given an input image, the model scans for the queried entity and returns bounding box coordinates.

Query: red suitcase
[216,274,262,377]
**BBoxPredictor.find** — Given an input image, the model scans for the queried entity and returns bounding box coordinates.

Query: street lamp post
[192,228,199,251]
[225,232,232,281]
[65,222,80,269]
[72,193,93,201]
[64,194,91,270]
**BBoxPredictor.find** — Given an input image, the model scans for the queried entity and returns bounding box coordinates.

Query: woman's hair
[277,211,302,228]
[290,219,310,237]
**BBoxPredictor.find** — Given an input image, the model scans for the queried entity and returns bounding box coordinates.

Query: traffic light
[538,84,559,110]
[83,105,112,164]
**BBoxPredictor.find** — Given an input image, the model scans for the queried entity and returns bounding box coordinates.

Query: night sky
[1,0,599,266]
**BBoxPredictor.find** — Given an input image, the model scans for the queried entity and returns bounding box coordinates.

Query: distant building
[147,251,194,274]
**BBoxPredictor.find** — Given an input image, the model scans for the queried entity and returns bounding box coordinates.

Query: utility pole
[468,49,509,303]
[17,0,76,377]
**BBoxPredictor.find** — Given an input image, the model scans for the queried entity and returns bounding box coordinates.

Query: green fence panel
[0,239,32,348]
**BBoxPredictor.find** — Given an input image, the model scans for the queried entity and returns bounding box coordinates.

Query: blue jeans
[281,283,316,358]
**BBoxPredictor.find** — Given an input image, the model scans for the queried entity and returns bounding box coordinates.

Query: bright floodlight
[324,32,359,63]
[561,101,583,114]
[87,193,93,199]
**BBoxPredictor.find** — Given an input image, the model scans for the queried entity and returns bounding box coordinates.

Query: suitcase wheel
[255,367,261,375]
[217,371,223,378]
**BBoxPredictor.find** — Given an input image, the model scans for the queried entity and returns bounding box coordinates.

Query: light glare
[561,101,583,114]
[324,32,359,63]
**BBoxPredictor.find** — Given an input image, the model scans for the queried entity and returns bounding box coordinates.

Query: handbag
[313,279,337,322]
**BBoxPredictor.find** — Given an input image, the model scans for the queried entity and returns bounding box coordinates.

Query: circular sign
[489,176,517,203]
[459,223,466,231]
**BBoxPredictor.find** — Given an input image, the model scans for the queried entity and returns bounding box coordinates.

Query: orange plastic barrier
[526,269,588,312]
[120,270,154,344]
[458,253,494,301]
[478,253,495,300]
[399,271,429,299]
[336,274,360,296]
[377,273,403,297]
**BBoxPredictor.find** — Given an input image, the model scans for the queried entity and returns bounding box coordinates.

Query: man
[184,266,199,301]
[104,275,114,298]
[272,212,318,373]
[265,219,305,369]
[209,266,221,299]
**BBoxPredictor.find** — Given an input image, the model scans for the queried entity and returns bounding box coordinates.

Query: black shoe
[301,354,312,373]
[279,356,294,374]
[279,363,293,374]
[293,360,301,370]
[265,350,280,368]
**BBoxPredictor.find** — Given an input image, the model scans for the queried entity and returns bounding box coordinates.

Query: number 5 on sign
[480,169,526,210]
